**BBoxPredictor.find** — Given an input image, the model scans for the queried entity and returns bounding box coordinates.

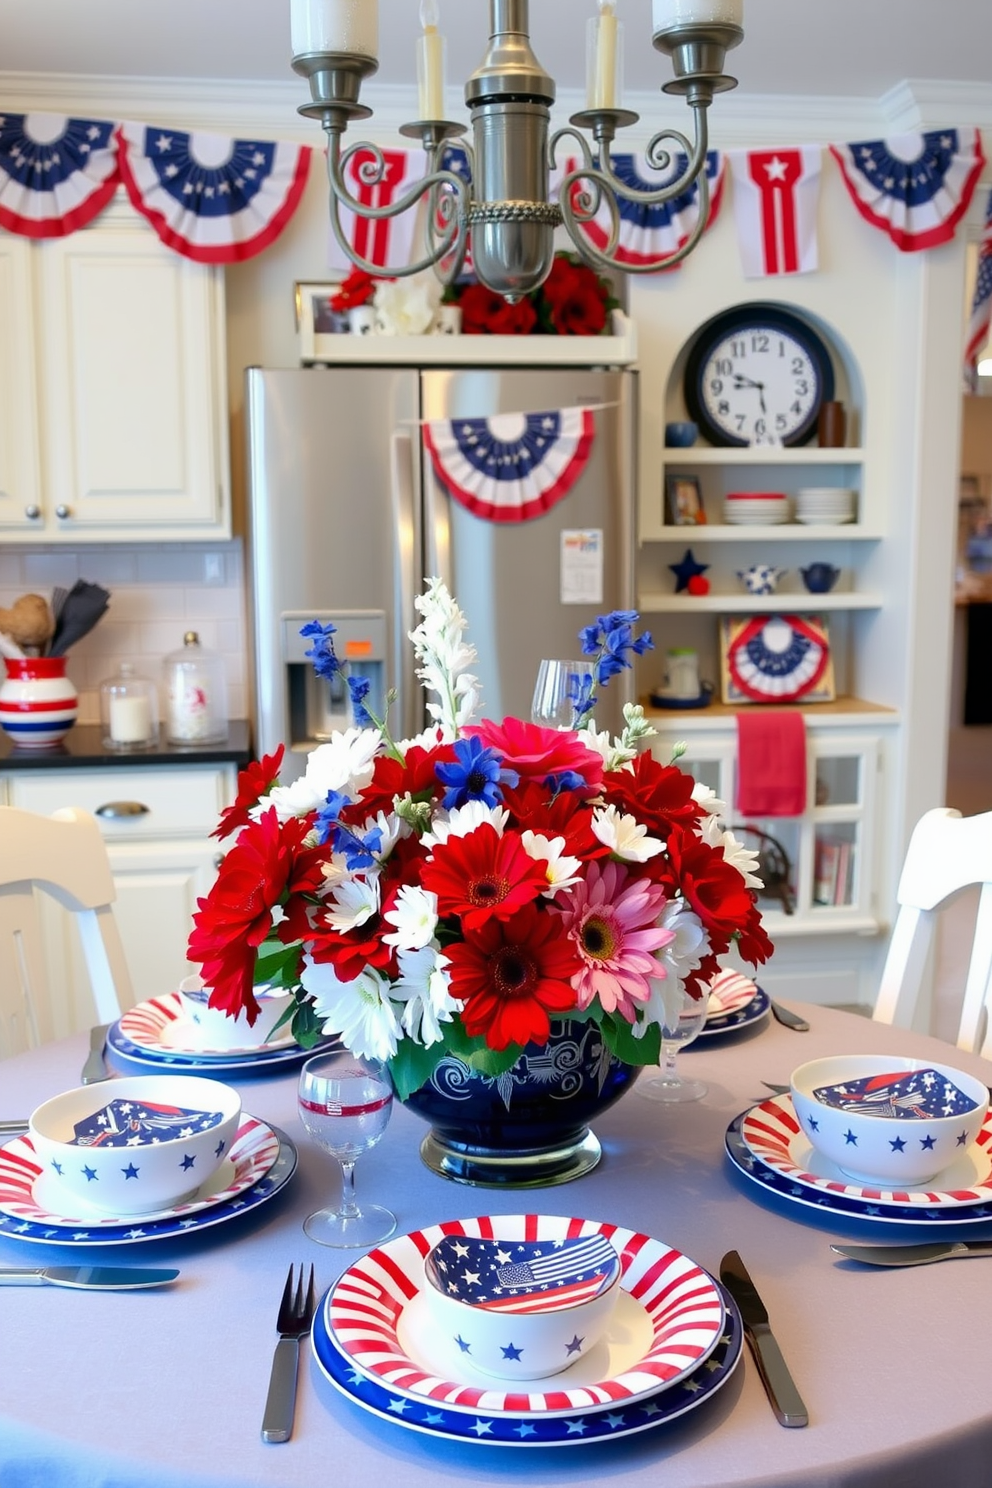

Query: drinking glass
[297,1049,396,1247]
[531,659,589,729]
[637,989,711,1103]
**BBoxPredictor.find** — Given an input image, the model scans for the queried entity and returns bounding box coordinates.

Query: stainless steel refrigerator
[245,362,637,780]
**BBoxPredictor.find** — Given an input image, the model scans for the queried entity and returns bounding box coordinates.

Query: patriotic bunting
[729,146,821,278]
[566,150,724,268]
[964,189,992,374]
[327,145,424,272]
[829,128,986,252]
[116,123,311,264]
[423,407,595,524]
[0,112,119,238]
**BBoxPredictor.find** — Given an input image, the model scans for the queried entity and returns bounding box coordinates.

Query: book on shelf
[833,841,852,906]
[814,840,840,905]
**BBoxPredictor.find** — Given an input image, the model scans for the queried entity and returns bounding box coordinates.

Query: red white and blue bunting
[423,407,595,523]
[565,150,724,268]
[116,122,311,264]
[965,189,992,374]
[0,113,119,238]
[829,128,986,252]
[728,146,822,278]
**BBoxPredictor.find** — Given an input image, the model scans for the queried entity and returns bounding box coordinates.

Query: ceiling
[0,0,990,103]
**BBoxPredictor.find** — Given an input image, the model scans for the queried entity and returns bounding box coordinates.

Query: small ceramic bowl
[177,976,294,1051]
[424,1230,622,1379]
[665,420,698,447]
[29,1075,242,1215]
[790,1055,989,1186]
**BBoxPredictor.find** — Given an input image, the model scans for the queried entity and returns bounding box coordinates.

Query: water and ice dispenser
[281,610,388,750]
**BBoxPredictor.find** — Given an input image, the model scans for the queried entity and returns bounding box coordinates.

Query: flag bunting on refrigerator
[964,188,992,375]
[327,145,425,272]
[116,123,312,263]
[423,407,596,523]
[829,128,986,251]
[565,150,724,268]
[0,113,120,238]
[728,145,822,277]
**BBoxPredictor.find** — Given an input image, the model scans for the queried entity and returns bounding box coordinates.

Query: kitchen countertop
[0,719,253,770]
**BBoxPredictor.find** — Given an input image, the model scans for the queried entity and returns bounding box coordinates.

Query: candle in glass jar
[417,0,446,120]
[110,693,152,745]
[587,2,621,111]
[290,0,379,59]
[652,0,743,33]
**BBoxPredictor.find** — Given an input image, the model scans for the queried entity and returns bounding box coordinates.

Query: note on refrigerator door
[561,529,604,605]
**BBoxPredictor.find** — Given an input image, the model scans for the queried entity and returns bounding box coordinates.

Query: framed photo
[666,474,706,526]
[719,614,836,705]
[295,278,348,361]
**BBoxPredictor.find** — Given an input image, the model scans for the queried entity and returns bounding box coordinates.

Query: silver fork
[261,1263,316,1444]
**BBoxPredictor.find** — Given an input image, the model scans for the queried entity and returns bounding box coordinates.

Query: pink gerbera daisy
[553,860,674,1021]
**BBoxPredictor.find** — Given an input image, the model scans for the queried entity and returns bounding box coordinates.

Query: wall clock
[683,304,835,448]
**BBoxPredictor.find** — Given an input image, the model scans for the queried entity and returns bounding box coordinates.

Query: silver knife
[81,1022,112,1084]
[719,1250,809,1428]
[832,1241,992,1267]
[0,1120,28,1136]
[769,1000,810,1032]
[0,1266,179,1290]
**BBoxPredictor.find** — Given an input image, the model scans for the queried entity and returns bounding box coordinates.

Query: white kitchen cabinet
[1,763,236,1037]
[0,195,230,542]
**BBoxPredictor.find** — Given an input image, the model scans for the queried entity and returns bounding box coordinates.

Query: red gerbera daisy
[445,904,582,1049]
[499,778,604,861]
[211,745,285,840]
[661,824,760,956]
[353,738,455,821]
[420,824,547,932]
[602,751,704,839]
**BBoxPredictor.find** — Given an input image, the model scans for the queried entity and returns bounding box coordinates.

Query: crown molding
[1,70,990,146]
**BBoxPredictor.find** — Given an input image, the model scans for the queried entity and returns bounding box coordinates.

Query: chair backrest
[0,805,134,1058]
[872,807,992,1058]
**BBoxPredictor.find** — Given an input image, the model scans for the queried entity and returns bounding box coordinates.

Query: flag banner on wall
[564,150,724,268]
[327,146,424,271]
[116,123,311,264]
[729,145,821,277]
[423,407,595,523]
[830,128,986,251]
[431,143,474,272]
[964,189,992,374]
[0,113,119,238]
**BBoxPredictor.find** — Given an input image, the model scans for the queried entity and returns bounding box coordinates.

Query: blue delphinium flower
[574,610,654,722]
[434,735,518,811]
[314,789,382,868]
[347,675,375,729]
[301,620,341,681]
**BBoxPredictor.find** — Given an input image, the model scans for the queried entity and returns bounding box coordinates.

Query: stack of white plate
[723,492,791,525]
[795,487,857,524]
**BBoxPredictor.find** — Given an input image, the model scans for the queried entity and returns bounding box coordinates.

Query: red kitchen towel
[735,711,807,816]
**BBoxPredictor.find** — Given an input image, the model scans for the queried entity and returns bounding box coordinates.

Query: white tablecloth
[2,1004,991,1488]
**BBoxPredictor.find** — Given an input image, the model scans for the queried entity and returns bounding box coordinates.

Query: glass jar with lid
[164,632,228,745]
[100,663,159,751]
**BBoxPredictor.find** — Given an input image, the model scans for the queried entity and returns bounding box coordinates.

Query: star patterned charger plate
[118,992,298,1059]
[700,987,771,1039]
[0,1120,297,1245]
[725,1106,992,1226]
[312,1280,743,1448]
[740,1094,992,1211]
[326,1214,726,1418]
[107,1002,339,1076]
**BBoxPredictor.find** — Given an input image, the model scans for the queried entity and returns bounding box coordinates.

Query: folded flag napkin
[735,710,807,817]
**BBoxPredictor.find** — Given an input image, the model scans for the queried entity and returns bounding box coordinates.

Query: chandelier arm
[424,180,470,287]
[598,105,710,207]
[324,128,469,279]
[558,158,712,277]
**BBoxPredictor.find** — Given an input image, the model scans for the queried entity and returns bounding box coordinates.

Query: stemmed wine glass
[297,1049,396,1247]
[637,988,711,1103]
[531,659,589,729]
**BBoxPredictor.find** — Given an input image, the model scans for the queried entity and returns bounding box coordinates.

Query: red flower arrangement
[448,251,619,337]
[188,581,771,1098]
[329,267,382,313]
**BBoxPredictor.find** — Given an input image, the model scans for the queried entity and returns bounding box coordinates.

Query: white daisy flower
[321,873,380,933]
[300,957,400,1063]
[422,799,508,850]
[718,829,764,889]
[392,946,461,1047]
[592,804,664,862]
[521,831,583,894]
[382,884,439,950]
[636,901,711,1036]
[261,728,382,821]
[692,782,727,819]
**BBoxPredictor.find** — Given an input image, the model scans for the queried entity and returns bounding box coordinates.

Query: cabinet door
[0,234,43,534]
[35,206,230,538]
[107,838,223,1005]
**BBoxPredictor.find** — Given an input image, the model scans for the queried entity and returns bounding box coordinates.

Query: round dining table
[1,1001,991,1488]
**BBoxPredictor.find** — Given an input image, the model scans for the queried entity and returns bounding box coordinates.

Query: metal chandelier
[290,0,744,300]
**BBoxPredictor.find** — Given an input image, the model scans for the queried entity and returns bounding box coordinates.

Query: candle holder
[100,663,160,752]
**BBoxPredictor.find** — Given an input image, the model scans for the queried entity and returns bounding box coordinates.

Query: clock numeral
[776,413,787,431]
[794,379,809,396]
[754,419,766,438]
[791,400,802,415]
[791,356,805,375]
[710,378,724,395]
[730,340,746,359]
[777,339,787,358]
[735,414,747,431]
[718,400,730,415]
[751,334,770,353]
[715,357,733,376]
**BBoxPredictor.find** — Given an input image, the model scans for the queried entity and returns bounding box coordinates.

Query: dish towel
[735,711,807,817]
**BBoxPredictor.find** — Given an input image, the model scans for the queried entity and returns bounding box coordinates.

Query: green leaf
[388,1039,447,1102]
[253,942,301,988]
[290,998,326,1050]
[601,1014,660,1067]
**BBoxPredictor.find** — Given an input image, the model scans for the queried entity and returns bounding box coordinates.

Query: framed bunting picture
[295,278,348,361]
[720,614,835,705]
[666,474,706,526]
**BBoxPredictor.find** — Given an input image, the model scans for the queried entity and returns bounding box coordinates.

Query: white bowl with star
[423,1229,621,1380]
[790,1055,989,1187]
[28,1075,242,1216]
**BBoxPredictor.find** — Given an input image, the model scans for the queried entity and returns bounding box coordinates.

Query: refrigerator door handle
[390,430,421,739]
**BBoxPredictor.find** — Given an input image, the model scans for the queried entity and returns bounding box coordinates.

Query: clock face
[684,306,835,448]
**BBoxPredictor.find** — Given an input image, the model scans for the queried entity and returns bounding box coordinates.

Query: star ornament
[669,549,710,594]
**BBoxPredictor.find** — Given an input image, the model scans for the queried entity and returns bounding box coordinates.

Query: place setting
[0,1073,298,1247]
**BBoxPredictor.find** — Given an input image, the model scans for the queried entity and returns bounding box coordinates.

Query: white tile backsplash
[0,540,249,729]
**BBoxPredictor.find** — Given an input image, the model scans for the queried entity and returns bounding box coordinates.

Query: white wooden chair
[0,805,134,1058]
[872,807,992,1058]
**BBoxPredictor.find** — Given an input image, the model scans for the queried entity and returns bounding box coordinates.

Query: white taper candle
[417,0,446,120]
[291,0,379,59]
[652,0,742,31]
[588,3,620,110]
